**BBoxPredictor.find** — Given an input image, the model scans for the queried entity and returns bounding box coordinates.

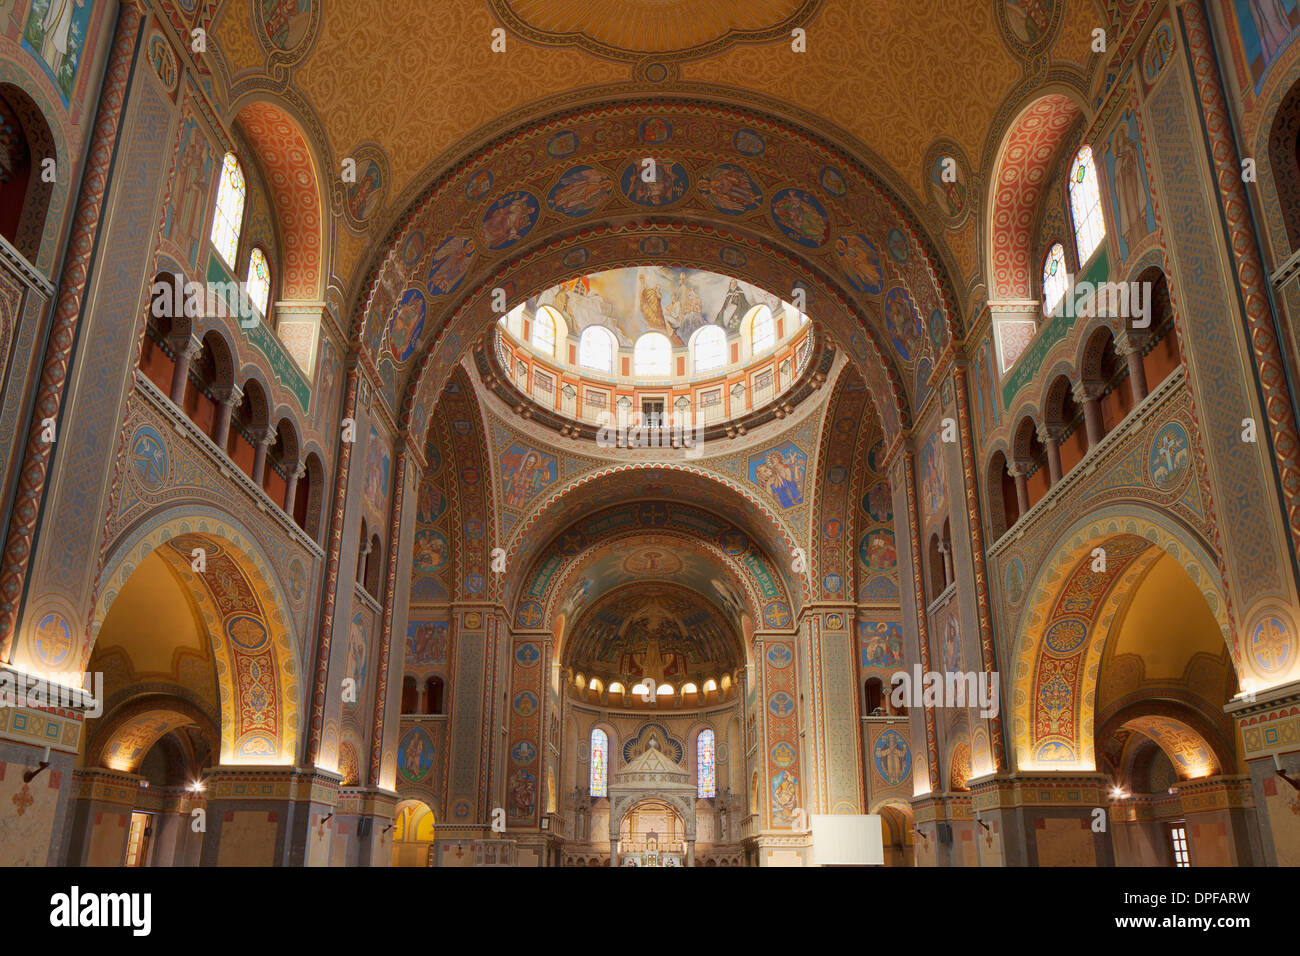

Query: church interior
[1,0,1299,870]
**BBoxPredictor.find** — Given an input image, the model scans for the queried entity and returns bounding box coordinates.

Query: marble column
[1072,380,1105,448]
[250,425,275,485]
[1038,423,1064,485]
[211,384,242,449]
[166,333,201,406]
[1009,461,1031,515]
[1116,329,1150,404]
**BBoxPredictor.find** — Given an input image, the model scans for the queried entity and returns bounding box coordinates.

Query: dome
[489,266,821,438]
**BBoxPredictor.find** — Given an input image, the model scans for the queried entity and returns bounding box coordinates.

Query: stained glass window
[750,305,775,354]
[633,332,671,376]
[1042,242,1069,316]
[697,728,716,798]
[532,305,558,356]
[579,325,616,373]
[590,728,608,797]
[692,324,726,373]
[1068,145,1105,265]
[247,246,271,318]
[210,152,246,269]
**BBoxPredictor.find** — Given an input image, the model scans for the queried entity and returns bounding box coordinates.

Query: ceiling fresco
[522,265,800,347]
[563,582,745,682]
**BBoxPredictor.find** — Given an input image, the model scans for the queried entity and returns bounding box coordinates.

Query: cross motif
[1253,618,1291,673]
[638,503,668,527]
[12,784,33,817]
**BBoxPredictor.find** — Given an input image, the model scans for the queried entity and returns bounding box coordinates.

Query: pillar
[283,462,304,515]
[1116,329,1149,404]
[1072,380,1105,447]
[63,768,142,866]
[937,538,953,587]
[1009,461,1031,515]
[1037,423,1063,485]
[198,766,342,866]
[211,384,241,448]
[166,333,201,405]
[250,425,275,485]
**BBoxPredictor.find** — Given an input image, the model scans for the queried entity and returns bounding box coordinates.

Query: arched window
[696,728,716,798]
[210,152,247,269]
[691,324,727,373]
[1067,145,1105,265]
[578,325,616,373]
[247,246,271,318]
[749,305,775,354]
[633,332,671,377]
[590,729,608,797]
[1042,243,1069,317]
[531,305,558,356]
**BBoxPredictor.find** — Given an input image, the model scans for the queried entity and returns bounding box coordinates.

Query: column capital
[249,425,276,447]
[165,331,202,359]
[1037,422,1065,444]
[1007,459,1031,478]
[1114,327,1150,357]
[1071,379,1105,403]
[211,383,243,406]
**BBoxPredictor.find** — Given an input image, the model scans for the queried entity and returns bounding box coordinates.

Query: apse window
[633,332,671,377]
[1068,145,1106,265]
[692,324,727,373]
[749,305,776,355]
[641,398,665,428]
[1168,824,1190,867]
[697,728,716,798]
[531,305,558,357]
[210,151,247,269]
[1042,243,1069,317]
[247,246,271,318]
[579,325,616,373]
[590,728,608,798]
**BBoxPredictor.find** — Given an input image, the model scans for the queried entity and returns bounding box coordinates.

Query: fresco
[859,621,904,669]
[1104,111,1157,262]
[23,0,95,105]
[499,443,558,509]
[748,442,807,508]
[919,431,946,521]
[1229,0,1300,90]
[398,727,435,782]
[406,619,449,666]
[364,425,391,521]
[529,266,788,347]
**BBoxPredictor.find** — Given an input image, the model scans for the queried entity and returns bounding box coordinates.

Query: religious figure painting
[697,163,763,216]
[398,728,435,782]
[480,190,540,249]
[859,621,904,669]
[364,425,391,519]
[345,158,383,223]
[23,0,94,105]
[837,233,884,295]
[165,117,215,268]
[1104,111,1157,262]
[1003,0,1055,46]
[386,288,425,363]
[406,620,449,666]
[918,431,946,520]
[499,443,558,509]
[546,165,614,218]
[1231,0,1300,89]
[748,442,807,508]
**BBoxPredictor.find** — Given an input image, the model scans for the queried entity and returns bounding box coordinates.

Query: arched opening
[391,799,436,867]
[0,83,55,263]
[1267,77,1300,252]
[987,449,1017,538]
[401,675,417,714]
[365,532,383,598]
[864,677,884,715]
[423,676,444,715]
[926,532,944,603]
[296,452,325,539]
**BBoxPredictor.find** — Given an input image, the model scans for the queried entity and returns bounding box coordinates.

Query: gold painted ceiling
[199,0,1114,293]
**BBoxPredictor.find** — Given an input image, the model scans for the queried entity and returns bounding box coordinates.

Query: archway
[391,799,436,867]
[353,99,969,451]
[91,510,303,765]
[1009,508,1233,773]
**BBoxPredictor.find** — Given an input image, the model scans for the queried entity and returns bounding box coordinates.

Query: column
[1115,329,1149,404]
[1072,380,1105,448]
[1037,423,1063,485]
[1009,461,1030,515]
[166,333,201,406]
[211,384,242,448]
[250,425,275,485]
[283,462,304,515]
[937,538,954,587]
[686,838,696,867]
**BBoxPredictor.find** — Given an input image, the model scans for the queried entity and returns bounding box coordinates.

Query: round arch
[1008,505,1233,774]
[352,99,969,448]
[91,507,303,765]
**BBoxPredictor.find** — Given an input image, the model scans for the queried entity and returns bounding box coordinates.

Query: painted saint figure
[1112,123,1149,254]
[39,0,85,79]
